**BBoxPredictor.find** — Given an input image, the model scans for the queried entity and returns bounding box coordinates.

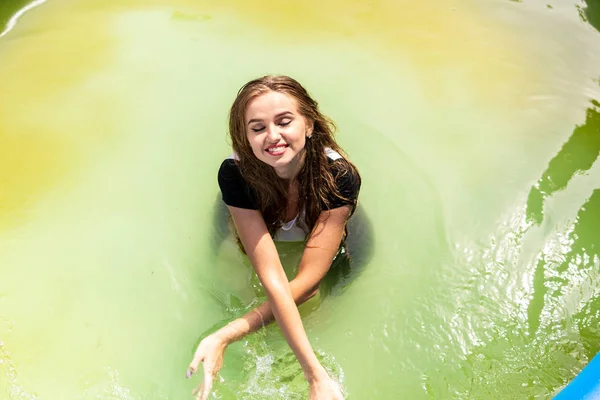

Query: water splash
[0,337,39,400]
[80,368,135,400]
[208,329,345,399]
[79,367,170,400]
[239,345,345,400]
[203,287,346,399]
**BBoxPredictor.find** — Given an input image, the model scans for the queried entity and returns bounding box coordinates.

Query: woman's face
[245,91,313,179]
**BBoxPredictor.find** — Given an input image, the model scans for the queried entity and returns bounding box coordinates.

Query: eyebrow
[247,111,294,126]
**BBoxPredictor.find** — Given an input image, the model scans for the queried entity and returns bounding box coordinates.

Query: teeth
[267,146,286,153]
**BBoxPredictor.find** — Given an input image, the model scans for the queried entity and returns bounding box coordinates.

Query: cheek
[297,136,306,149]
[289,124,307,147]
[246,134,262,155]
[296,130,307,148]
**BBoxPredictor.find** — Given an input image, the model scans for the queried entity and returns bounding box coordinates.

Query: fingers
[189,360,214,400]
[187,353,204,379]
[191,374,213,400]
[186,365,196,379]
[187,344,217,400]
[192,382,203,397]
[200,366,214,400]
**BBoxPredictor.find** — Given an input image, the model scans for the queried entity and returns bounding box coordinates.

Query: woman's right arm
[211,204,353,343]
[186,243,324,399]
[227,206,326,379]
[188,207,345,399]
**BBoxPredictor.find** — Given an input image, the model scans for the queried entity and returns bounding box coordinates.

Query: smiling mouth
[266,145,287,155]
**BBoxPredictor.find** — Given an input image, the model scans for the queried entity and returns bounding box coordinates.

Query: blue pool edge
[555,353,600,400]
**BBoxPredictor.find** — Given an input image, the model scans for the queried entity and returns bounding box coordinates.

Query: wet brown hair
[228,75,360,246]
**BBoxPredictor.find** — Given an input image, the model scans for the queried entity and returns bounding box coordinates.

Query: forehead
[245,91,299,121]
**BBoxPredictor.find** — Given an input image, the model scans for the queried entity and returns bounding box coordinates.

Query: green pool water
[1,0,599,398]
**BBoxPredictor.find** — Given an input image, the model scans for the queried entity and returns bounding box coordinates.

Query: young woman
[187,75,362,400]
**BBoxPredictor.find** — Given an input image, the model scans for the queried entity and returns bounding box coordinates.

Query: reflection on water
[428,87,600,398]
[0,0,30,29]
[570,190,600,357]
[527,95,600,337]
[583,0,600,32]
[526,99,600,225]
[0,0,47,38]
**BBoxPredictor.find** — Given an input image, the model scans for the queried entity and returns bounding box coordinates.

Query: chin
[271,158,292,168]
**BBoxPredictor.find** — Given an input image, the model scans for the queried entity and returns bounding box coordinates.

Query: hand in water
[309,375,345,400]
[186,333,228,400]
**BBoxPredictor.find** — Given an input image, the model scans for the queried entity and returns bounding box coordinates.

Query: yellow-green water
[1,0,599,398]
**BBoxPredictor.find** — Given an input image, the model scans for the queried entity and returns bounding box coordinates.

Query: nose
[266,123,281,142]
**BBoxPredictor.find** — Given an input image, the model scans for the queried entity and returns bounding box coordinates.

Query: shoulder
[218,154,241,180]
[324,147,360,184]
[217,156,246,191]
[323,147,361,209]
[217,154,259,210]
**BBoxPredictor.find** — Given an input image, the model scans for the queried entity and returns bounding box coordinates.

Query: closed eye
[251,126,265,132]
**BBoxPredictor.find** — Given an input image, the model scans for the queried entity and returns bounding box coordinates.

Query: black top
[217,155,360,211]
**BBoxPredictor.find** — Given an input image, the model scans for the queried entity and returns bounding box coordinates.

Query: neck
[274,150,305,180]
